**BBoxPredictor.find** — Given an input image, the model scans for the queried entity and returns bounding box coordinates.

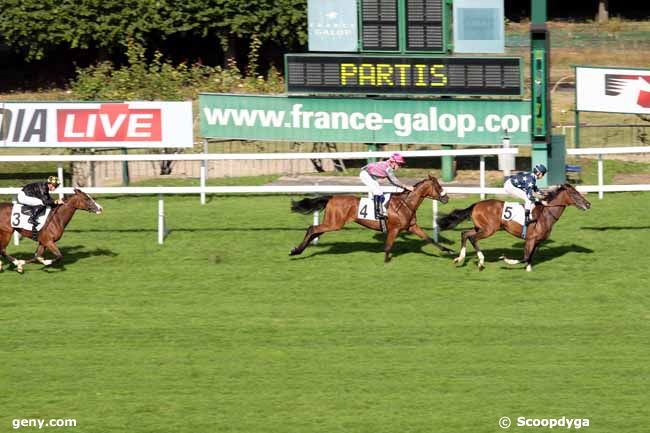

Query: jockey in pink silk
[359,152,413,231]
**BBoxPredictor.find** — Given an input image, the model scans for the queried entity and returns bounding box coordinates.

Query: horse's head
[67,188,103,214]
[423,172,448,204]
[545,184,591,211]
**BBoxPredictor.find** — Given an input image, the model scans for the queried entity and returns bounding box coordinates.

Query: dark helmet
[533,164,547,175]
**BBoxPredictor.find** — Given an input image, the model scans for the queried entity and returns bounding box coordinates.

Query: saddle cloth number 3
[11,204,51,231]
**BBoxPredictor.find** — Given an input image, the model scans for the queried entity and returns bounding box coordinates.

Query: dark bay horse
[0,188,103,273]
[438,183,591,272]
[290,173,453,262]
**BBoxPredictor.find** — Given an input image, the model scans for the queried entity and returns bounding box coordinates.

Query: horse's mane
[394,177,429,195]
[542,184,570,201]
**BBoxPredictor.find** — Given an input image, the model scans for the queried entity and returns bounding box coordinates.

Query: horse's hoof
[478,264,485,271]
[289,248,299,256]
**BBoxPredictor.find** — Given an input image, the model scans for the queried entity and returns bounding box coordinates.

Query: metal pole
[312,210,320,245]
[598,154,604,200]
[479,156,486,200]
[158,195,165,244]
[432,200,439,243]
[122,148,130,186]
[200,140,208,205]
[57,163,64,200]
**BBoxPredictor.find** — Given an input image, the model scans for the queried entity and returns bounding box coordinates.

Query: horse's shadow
[580,225,650,232]
[39,245,118,272]
[290,232,455,260]
[478,242,594,267]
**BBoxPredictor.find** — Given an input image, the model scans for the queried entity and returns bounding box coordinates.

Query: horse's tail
[438,204,475,231]
[291,196,332,214]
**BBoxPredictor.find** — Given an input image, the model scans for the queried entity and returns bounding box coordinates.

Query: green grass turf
[1,192,649,433]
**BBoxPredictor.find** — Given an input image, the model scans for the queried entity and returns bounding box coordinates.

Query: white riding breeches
[504,179,535,211]
[360,170,383,197]
[17,191,44,207]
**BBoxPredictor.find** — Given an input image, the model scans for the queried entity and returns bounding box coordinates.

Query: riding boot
[29,206,45,240]
[374,196,387,233]
[524,209,531,226]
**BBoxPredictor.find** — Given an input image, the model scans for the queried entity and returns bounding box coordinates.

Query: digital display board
[286,54,522,96]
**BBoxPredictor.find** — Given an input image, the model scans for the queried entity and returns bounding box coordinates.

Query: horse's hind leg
[0,230,27,273]
[453,230,473,265]
[467,233,486,271]
[469,226,498,271]
[289,218,345,256]
[290,225,322,256]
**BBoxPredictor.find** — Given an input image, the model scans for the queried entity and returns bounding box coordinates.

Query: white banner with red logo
[576,66,650,114]
[0,101,193,148]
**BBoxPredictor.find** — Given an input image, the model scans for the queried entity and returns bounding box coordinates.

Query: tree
[0,0,307,66]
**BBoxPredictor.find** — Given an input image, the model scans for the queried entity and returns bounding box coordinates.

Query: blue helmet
[533,164,547,175]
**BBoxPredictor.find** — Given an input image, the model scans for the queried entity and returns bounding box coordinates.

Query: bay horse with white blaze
[290,173,453,262]
[437,183,591,272]
[0,188,103,273]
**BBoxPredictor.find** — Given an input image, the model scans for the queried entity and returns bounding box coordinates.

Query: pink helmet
[389,152,406,165]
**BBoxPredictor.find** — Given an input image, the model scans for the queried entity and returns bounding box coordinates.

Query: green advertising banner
[199,93,532,145]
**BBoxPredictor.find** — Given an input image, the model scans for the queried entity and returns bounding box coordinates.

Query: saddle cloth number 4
[358,194,390,220]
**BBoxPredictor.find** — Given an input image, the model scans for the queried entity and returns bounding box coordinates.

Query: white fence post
[158,195,165,244]
[200,140,208,205]
[598,154,604,200]
[57,163,64,200]
[312,210,320,245]
[432,200,439,243]
[479,156,486,200]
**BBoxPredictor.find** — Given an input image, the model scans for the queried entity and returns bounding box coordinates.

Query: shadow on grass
[580,226,650,231]
[453,243,594,269]
[66,227,340,234]
[289,232,456,261]
[6,245,118,273]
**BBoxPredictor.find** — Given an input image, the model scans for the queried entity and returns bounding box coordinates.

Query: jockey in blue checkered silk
[503,164,547,227]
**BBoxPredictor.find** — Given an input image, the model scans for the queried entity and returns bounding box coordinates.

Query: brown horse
[290,173,453,262]
[437,183,591,272]
[0,188,103,273]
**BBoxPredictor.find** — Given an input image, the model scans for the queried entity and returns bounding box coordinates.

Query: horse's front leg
[523,240,540,272]
[500,240,539,271]
[408,224,454,255]
[383,227,400,263]
[41,241,64,266]
[25,245,51,266]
